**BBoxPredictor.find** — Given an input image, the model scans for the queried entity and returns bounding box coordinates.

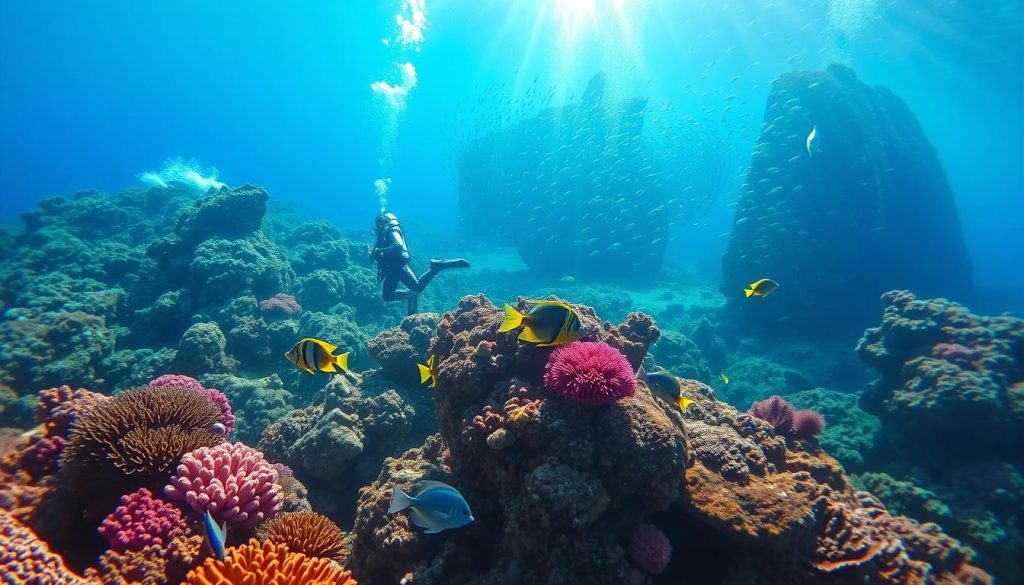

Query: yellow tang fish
[719,372,730,385]
[498,300,583,347]
[418,354,438,388]
[745,278,779,298]
[675,397,694,412]
[285,338,349,375]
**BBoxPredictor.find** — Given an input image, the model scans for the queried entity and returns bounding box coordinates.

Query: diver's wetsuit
[372,212,469,314]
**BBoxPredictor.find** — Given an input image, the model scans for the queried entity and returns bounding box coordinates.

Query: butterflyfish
[745,278,780,298]
[285,338,350,375]
[498,300,583,347]
[418,354,438,388]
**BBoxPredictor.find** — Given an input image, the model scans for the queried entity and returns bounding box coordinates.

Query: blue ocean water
[2,1,1021,297]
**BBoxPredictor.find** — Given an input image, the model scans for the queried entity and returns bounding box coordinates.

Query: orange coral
[184,539,356,585]
[259,511,347,563]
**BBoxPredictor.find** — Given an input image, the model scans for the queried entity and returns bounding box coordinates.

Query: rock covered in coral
[788,387,879,471]
[720,64,971,338]
[0,508,90,584]
[855,290,1023,581]
[366,312,440,384]
[350,294,685,584]
[349,296,989,584]
[857,289,1023,451]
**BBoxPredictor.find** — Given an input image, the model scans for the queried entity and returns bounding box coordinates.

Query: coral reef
[98,488,189,552]
[149,374,236,436]
[165,442,283,528]
[856,290,1023,581]
[721,64,971,338]
[366,312,441,384]
[258,511,347,563]
[788,387,879,471]
[347,295,988,584]
[628,523,672,575]
[0,508,89,584]
[183,539,356,584]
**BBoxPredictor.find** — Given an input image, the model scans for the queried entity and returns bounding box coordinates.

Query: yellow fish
[675,397,694,412]
[745,278,779,298]
[498,300,583,347]
[285,338,349,375]
[719,372,729,385]
[418,355,438,388]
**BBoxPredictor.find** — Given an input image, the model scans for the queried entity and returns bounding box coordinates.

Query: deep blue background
[1,1,1021,296]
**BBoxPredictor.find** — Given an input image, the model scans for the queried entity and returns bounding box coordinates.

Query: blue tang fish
[388,480,474,533]
[204,510,227,561]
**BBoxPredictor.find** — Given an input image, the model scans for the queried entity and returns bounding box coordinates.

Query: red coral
[542,341,637,405]
[628,523,671,574]
[749,395,795,434]
[149,374,235,436]
[164,442,283,528]
[99,488,189,553]
[792,409,825,439]
[258,293,303,317]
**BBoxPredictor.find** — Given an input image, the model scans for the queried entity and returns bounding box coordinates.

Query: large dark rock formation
[721,64,971,338]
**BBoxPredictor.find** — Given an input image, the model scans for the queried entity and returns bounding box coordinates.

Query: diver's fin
[418,363,432,384]
[498,305,524,332]
[744,287,754,298]
[388,485,412,514]
[335,352,349,372]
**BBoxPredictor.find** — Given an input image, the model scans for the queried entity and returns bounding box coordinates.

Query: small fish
[745,278,780,298]
[560,275,576,283]
[204,510,227,562]
[675,397,695,412]
[285,338,350,375]
[418,354,438,388]
[806,125,817,157]
[498,300,583,347]
[388,480,474,534]
[210,422,227,435]
[719,372,730,385]
[637,365,681,402]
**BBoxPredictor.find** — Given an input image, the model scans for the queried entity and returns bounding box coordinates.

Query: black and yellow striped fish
[418,354,438,388]
[498,300,583,347]
[285,338,350,375]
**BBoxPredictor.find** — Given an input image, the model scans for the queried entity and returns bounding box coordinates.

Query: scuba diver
[371,210,470,315]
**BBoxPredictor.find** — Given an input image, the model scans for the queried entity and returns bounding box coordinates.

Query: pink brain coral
[149,374,235,436]
[628,523,671,574]
[164,442,283,528]
[99,488,188,552]
[543,341,637,405]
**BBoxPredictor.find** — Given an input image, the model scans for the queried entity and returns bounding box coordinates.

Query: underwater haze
[0,1,1023,584]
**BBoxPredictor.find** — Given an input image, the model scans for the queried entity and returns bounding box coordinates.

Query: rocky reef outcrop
[348,294,989,584]
[856,290,1023,581]
[720,64,971,339]
[0,182,406,439]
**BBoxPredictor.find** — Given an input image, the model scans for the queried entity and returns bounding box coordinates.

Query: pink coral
[542,341,637,405]
[149,374,235,436]
[792,409,825,439]
[749,395,795,434]
[38,385,108,438]
[164,442,283,528]
[258,293,303,317]
[628,523,671,574]
[99,488,188,552]
[19,434,65,479]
